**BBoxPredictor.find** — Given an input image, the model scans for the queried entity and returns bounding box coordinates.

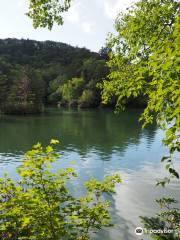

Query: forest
[0,38,146,114]
[0,38,107,113]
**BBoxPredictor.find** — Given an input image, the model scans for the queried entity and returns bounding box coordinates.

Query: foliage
[27,0,71,30]
[81,59,109,85]
[99,47,112,61]
[0,61,45,114]
[58,58,109,107]
[100,0,180,182]
[0,38,108,112]
[60,77,85,104]
[78,89,97,108]
[0,140,121,240]
[99,0,180,237]
[141,198,180,240]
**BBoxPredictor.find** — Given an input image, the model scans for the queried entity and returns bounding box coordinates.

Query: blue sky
[0,0,135,52]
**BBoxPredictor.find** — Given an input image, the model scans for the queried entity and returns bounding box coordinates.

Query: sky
[0,0,136,52]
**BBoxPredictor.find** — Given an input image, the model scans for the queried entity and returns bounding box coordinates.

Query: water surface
[0,108,179,240]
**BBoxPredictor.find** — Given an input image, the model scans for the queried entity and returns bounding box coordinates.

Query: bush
[60,78,84,103]
[0,140,121,240]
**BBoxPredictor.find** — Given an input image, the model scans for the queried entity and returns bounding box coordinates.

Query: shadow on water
[0,108,157,160]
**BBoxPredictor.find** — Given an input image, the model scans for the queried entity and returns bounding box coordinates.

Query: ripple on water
[0,152,23,164]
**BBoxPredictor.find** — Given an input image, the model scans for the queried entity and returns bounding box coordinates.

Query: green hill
[0,38,109,114]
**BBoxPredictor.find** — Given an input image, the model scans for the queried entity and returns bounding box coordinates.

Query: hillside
[0,38,109,114]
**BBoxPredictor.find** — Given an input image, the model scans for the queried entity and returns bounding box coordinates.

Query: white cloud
[65,0,82,23]
[81,22,95,34]
[64,0,95,35]
[104,0,136,19]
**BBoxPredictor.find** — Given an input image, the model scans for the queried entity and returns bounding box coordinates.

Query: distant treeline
[0,38,145,114]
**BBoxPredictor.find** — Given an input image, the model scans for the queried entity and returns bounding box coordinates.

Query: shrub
[0,140,121,240]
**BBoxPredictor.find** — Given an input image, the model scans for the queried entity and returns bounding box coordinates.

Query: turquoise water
[0,108,179,240]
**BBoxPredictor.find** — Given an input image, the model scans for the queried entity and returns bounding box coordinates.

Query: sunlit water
[0,108,179,240]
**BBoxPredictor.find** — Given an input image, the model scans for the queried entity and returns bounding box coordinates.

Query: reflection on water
[94,163,180,240]
[0,108,179,240]
[0,108,157,156]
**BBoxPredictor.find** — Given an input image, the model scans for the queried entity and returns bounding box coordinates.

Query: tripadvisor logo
[135,227,144,235]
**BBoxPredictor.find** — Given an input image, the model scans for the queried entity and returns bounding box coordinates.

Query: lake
[0,108,179,240]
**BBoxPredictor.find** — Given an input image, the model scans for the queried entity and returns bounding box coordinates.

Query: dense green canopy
[0,38,108,113]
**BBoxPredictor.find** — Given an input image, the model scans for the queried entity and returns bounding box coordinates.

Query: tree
[59,77,84,105]
[81,59,109,84]
[0,73,8,106]
[0,38,103,112]
[0,140,121,240]
[0,59,12,108]
[141,198,180,240]
[4,66,45,114]
[100,1,180,238]
[78,89,97,108]
[47,74,68,103]
[101,0,180,182]
[27,0,71,30]
[99,47,111,60]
